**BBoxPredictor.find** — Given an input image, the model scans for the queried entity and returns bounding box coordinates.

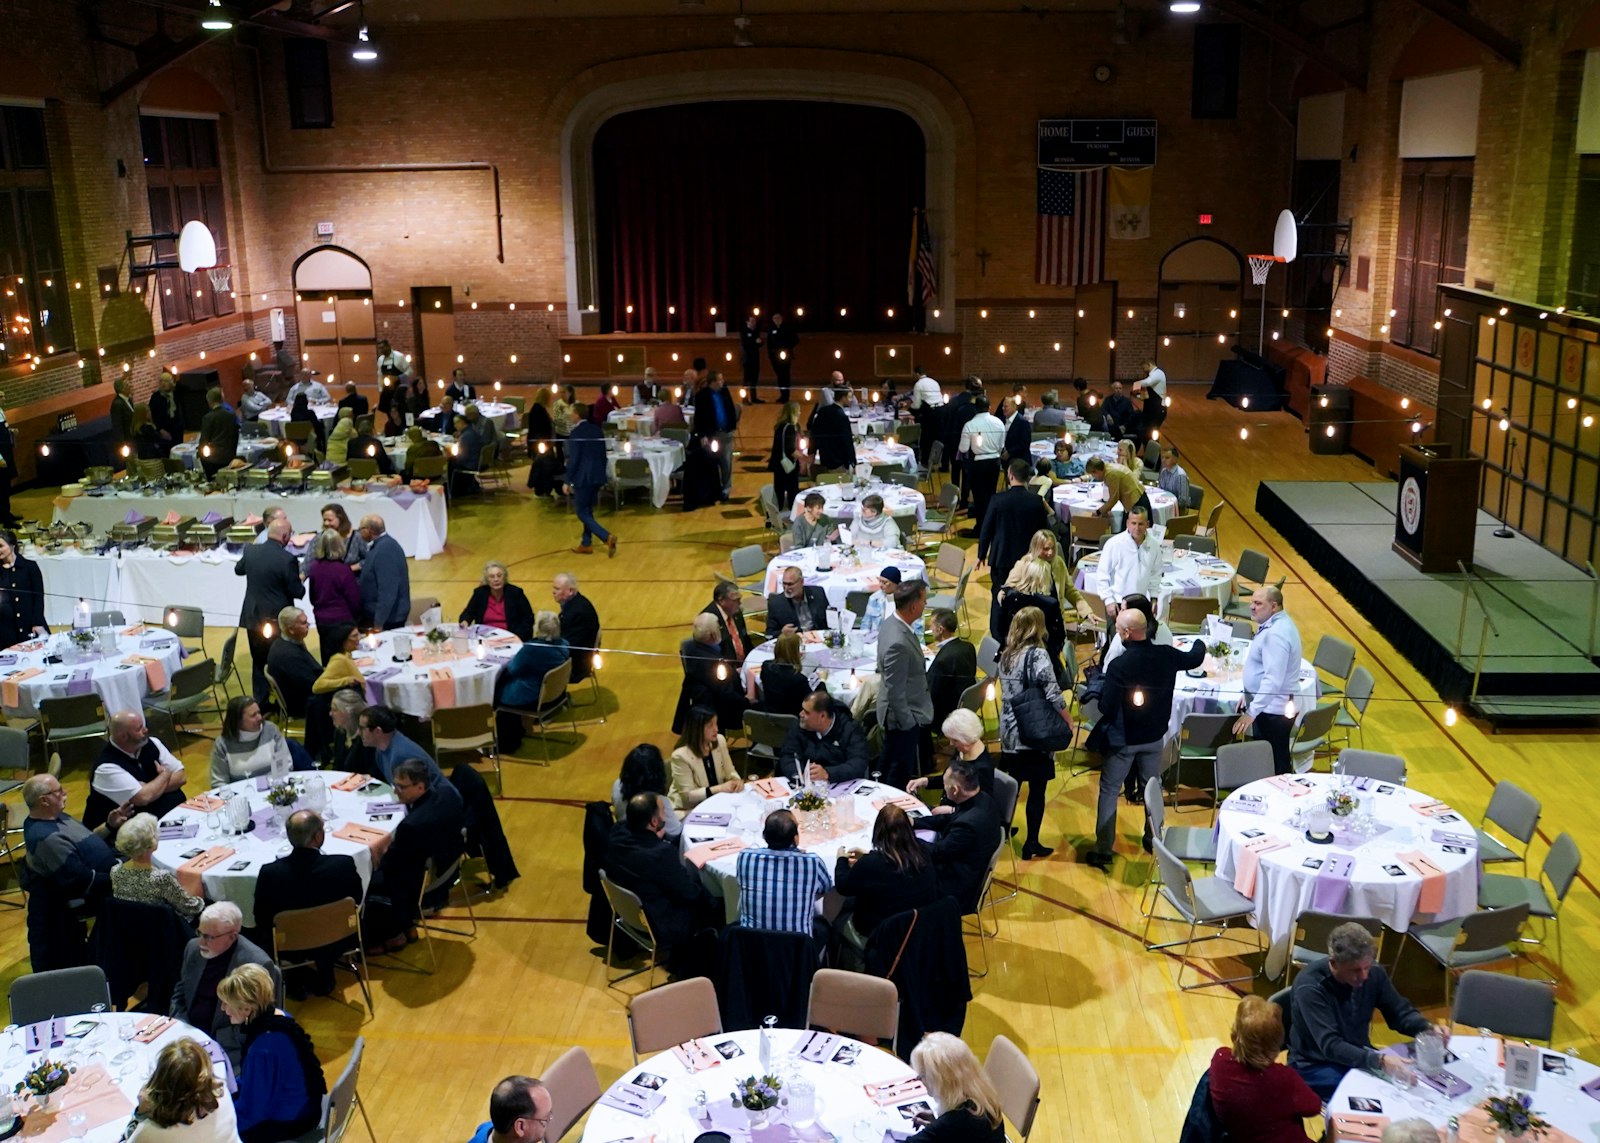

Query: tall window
[1567,155,1600,314]
[141,114,234,329]
[0,105,72,367]
[1391,158,1472,355]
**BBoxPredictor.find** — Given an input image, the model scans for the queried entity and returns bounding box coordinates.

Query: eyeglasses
[197,928,239,942]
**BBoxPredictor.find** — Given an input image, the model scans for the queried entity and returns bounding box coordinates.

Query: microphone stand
[1492,435,1518,539]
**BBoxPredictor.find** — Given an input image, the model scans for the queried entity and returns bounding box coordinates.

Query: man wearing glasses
[364,757,465,954]
[469,1076,553,1143]
[20,774,128,969]
[173,901,281,1068]
[765,566,830,638]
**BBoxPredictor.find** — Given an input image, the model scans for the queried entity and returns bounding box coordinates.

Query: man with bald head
[1233,585,1303,775]
[358,513,410,629]
[237,509,304,703]
[1085,608,1204,870]
[469,1075,553,1143]
[85,710,186,829]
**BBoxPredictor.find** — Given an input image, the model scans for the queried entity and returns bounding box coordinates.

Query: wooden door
[411,287,455,386]
[1075,283,1116,382]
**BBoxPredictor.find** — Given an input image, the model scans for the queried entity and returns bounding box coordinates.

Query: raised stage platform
[1258,480,1600,728]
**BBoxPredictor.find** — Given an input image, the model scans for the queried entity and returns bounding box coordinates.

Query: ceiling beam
[1407,0,1520,67]
[244,8,357,40]
[1208,0,1368,91]
[99,30,212,106]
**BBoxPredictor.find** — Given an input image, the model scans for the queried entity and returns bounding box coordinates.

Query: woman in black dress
[750,632,814,716]
[904,1032,1007,1143]
[683,377,723,511]
[834,803,941,944]
[996,605,1069,860]
[0,530,47,649]
[907,708,994,798]
[289,393,326,455]
[769,400,802,510]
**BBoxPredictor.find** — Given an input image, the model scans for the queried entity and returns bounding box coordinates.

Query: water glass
[787,1078,816,1129]
[1415,1029,1447,1078]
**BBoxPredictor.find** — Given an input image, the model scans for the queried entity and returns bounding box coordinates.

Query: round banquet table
[0,626,184,719]
[1215,772,1478,969]
[1052,480,1179,528]
[1030,436,1122,467]
[846,407,900,437]
[169,437,281,470]
[258,403,337,438]
[790,482,926,525]
[763,548,926,610]
[0,1013,228,1143]
[1165,634,1320,743]
[851,440,918,472]
[1330,1037,1599,1143]
[606,407,660,436]
[741,633,939,720]
[422,399,517,433]
[1074,544,1235,614]
[581,1027,931,1143]
[607,437,685,508]
[681,778,930,922]
[354,624,523,718]
[377,430,451,471]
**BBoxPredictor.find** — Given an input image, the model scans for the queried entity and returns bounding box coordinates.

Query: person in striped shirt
[734,810,831,940]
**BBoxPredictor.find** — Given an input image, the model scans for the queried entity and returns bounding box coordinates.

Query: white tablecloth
[847,407,900,437]
[55,488,449,559]
[1166,633,1319,743]
[1052,480,1179,527]
[607,439,684,508]
[259,404,337,438]
[1332,1037,1600,1142]
[1075,545,1235,614]
[1030,437,1121,465]
[169,438,281,470]
[354,624,521,718]
[606,407,659,436]
[790,482,926,525]
[27,552,118,627]
[764,548,926,610]
[0,627,184,718]
[422,400,517,433]
[153,771,401,928]
[1214,773,1478,953]
[742,634,935,715]
[581,1028,923,1143]
[852,441,918,472]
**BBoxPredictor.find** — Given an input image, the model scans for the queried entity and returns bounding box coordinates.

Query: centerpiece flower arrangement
[791,789,829,813]
[1326,788,1360,818]
[425,627,451,647]
[15,1058,74,1108]
[1482,1093,1550,1139]
[69,629,96,649]
[266,780,300,809]
[732,1075,782,1125]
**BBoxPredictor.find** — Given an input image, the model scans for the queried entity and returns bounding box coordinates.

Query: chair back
[264,667,294,722]
[1484,781,1540,845]
[322,1035,367,1143]
[1291,910,1382,957]
[936,481,960,512]
[957,679,990,716]
[219,633,239,675]
[1213,741,1274,789]
[629,978,723,1058]
[1165,596,1219,627]
[806,968,899,1048]
[743,711,797,751]
[600,871,656,948]
[1544,832,1582,903]
[1269,987,1293,1039]
[1294,702,1341,744]
[411,455,447,480]
[895,424,921,446]
[1173,535,1218,555]
[816,472,846,485]
[284,420,314,443]
[1163,513,1199,538]
[8,966,111,1024]
[935,542,966,580]
[888,470,919,489]
[542,1046,603,1142]
[844,590,874,619]
[1334,749,1406,784]
[1143,776,1166,839]
[1313,634,1357,682]
[433,703,496,753]
[88,610,125,628]
[730,544,767,581]
[991,768,1020,827]
[1080,592,1108,623]
[1202,502,1224,537]
[407,596,442,626]
[348,458,379,479]
[421,853,465,908]
[976,635,1000,677]
[614,458,651,480]
[1071,514,1111,547]
[1454,902,1531,954]
[926,440,945,473]
[1344,666,1376,715]
[164,605,205,640]
[1236,548,1270,584]
[0,726,27,770]
[984,1035,1041,1141]
[1180,712,1235,754]
[1225,618,1253,639]
[1451,971,1556,1042]
[168,659,215,703]
[39,694,107,738]
[274,898,362,957]
[538,659,575,707]
[1189,484,1206,510]
[1151,838,1195,917]
[660,425,690,445]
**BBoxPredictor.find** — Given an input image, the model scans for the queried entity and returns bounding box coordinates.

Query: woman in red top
[1208,995,1322,1143]
[458,560,535,642]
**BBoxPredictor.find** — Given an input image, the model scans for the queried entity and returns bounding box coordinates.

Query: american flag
[910,209,938,305]
[1037,167,1106,286]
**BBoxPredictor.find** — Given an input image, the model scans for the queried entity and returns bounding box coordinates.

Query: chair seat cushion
[1189,876,1256,921]
[1474,830,1521,864]
[1163,827,1218,864]
[1290,946,1328,968]
[1478,873,1555,917]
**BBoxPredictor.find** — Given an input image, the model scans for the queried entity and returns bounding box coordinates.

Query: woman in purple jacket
[307,529,364,665]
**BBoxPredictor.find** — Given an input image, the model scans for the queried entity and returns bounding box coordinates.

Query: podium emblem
[1399,477,1422,536]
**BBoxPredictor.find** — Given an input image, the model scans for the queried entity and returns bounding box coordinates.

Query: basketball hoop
[1248,254,1283,287]
[205,264,232,295]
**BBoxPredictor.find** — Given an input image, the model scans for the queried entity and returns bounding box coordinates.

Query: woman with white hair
[671,612,747,735]
[907,708,994,798]
[904,1032,1006,1143]
[217,963,326,1142]
[458,559,535,641]
[112,812,204,922]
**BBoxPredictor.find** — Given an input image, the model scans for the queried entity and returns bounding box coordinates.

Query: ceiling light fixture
[351,1,377,59]
[1169,1,1201,11]
[201,0,233,30]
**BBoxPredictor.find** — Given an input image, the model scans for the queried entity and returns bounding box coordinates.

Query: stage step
[1470,695,1600,730]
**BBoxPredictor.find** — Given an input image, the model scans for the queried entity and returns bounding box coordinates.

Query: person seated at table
[1208,994,1322,1143]
[465,402,498,452]
[613,744,683,839]
[1098,380,1137,440]
[468,1076,553,1143]
[926,610,976,729]
[123,1038,241,1143]
[604,792,721,975]
[668,706,743,811]
[1050,439,1084,480]
[835,803,940,946]
[266,606,323,718]
[210,695,295,787]
[909,709,994,799]
[1033,390,1068,429]
[110,811,203,923]
[766,564,832,638]
[671,612,747,737]
[85,711,187,829]
[130,402,166,462]
[496,610,570,715]
[652,390,687,431]
[589,381,618,424]
[420,393,458,435]
[809,387,856,471]
[777,690,868,784]
[337,381,369,419]
[851,494,902,550]
[790,492,841,549]
[217,963,327,1142]
[443,368,476,404]
[0,529,47,648]
[312,627,365,708]
[399,425,442,482]
[173,902,282,1069]
[1027,459,1054,499]
[1287,921,1442,1100]
[748,631,816,717]
[634,368,661,406]
[735,809,830,940]
[287,374,331,406]
[860,565,924,640]
[701,580,753,665]
[239,378,273,422]
[252,809,364,998]
[325,408,355,464]
[460,560,535,641]
[903,1032,1007,1143]
[364,757,466,953]
[355,706,452,793]
[327,690,371,774]
[919,760,1000,913]
[348,417,394,476]
[285,392,325,459]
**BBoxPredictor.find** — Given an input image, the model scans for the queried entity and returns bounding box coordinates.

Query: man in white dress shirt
[910,366,944,410]
[1132,359,1167,438]
[1232,586,1303,775]
[959,395,1005,537]
[287,375,331,405]
[1094,506,1161,620]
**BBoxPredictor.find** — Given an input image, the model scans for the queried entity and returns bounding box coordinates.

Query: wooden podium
[1392,442,1482,573]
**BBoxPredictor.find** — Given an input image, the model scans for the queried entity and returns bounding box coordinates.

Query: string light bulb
[1444,706,1458,726]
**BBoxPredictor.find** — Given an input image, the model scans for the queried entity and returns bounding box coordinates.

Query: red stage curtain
[593,100,926,335]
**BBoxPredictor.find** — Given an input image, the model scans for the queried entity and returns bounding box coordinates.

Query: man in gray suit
[876,577,934,789]
[171,901,282,1068]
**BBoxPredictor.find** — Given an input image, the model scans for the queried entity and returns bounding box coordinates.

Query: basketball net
[206,264,232,295]
[1249,255,1283,353]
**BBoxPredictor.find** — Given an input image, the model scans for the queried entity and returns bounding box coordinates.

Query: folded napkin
[176,847,235,897]
[1310,854,1355,912]
[241,514,263,526]
[122,508,147,525]
[1226,793,1267,816]
[162,510,181,525]
[334,822,394,862]
[748,777,790,799]
[1329,1113,1388,1142]
[28,1062,134,1136]
[353,656,375,668]
[683,810,731,827]
[181,794,225,812]
[684,837,746,868]
[1580,1073,1600,1102]
[1,667,44,707]
[158,820,199,840]
[364,666,402,706]
[0,654,17,666]
[872,793,925,814]
[122,654,167,691]
[1430,828,1476,848]
[829,779,865,797]
[133,1015,176,1044]
[670,1039,722,1073]
[1396,849,1447,913]
[864,1078,928,1107]
[331,773,371,792]
[65,666,94,697]
[200,511,225,525]
[1232,835,1289,896]
[1458,1108,1577,1143]
[1265,775,1316,797]
[1409,799,1454,817]
[428,665,455,709]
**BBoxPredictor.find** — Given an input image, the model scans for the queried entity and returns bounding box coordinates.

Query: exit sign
[1197,213,1213,225]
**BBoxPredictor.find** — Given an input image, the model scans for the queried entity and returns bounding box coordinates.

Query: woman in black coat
[751,632,814,717]
[289,392,326,454]
[458,561,535,642]
[834,803,941,941]
[808,388,856,472]
[768,400,802,510]
[682,381,724,511]
[0,531,47,649]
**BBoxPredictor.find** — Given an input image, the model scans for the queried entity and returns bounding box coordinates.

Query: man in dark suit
[172,901,282,1068]
[553,572,599,682]
[766,312,798,404]
[605,792,721,973]
[253,809,363,997]
[672,613,747,736]
[777,690,868,783]
[235,516,304,705]
[357,515,410,630]
[922,759,1001,914]
[109,379,136,452]
[766,565,831,638]
[1001,396,1032,465]
[366,757,466,951]
[977,458,1053,638]
[265,606,322,717]
[701,581,752,664]
[149,371,184,454]
[337,382,370,419]
[926,608,977,730]
[740,315,764,403]
[195,386,238,479]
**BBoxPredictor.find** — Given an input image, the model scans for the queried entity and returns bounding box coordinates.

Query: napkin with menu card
[748,777,790,799]
[1395,850,1447,912]
[176,847,234,897]
[158,819,199,840]
[669,1039,721,1073]
[332,773,371,792]
[863,1077,927,1107]
[1311,854,1355,912]
[428,665,455,708]
[597,1080,667,1117]
[181,794,224,812]
[1265,775,1316,797]
[873,793,925,814]
[1232,835,1289,897]
[122,654,167,690]
[683,810,731,827]
[1,668,43,708]
[684,837,746,868]
[364,666,401,707]
[829,779,865,797]
[1430,828,1476,847]
[66,666,95,696]
[133,1015,176,1044]
[1329,1114,1388,1142]
[1226,793,1267,816]
[1409,799,1455,818]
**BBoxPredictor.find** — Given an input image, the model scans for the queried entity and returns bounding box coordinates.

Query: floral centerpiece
[68,629,96,649]
[791,789,828,813]
[1483,1093,1550,1139]
[1326,788,1360,818]
[732,1075,782,1127]
[266,779,299,810]
[15,1058,74,1108]
[425,627,451,647]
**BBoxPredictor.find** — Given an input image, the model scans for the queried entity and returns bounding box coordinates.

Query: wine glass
[113,1022,135,1066]
[65,1108,88,1141]
[204,809,222,839]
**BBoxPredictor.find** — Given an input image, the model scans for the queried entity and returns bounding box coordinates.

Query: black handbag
[1010,684,1074,753]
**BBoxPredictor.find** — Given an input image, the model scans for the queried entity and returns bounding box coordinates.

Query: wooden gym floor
[1,382,1595,1143]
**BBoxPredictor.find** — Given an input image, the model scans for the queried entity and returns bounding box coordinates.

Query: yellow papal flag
[1108,166,1152,240]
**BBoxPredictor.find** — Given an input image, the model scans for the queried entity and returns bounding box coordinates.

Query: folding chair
[1333,748,1405,785]
[1477,832,1581,976]
[273,898,373,1017]
[599,870,659,989]
[143,659,218,737]
[309,1034,376,1142]
[264,668,303,742]
[543,1047,603,1142]
[1451,971,1556,1043]
[1330,666,1375,751]
[496,660,577,764]
[8,966,112,1023]
[1141,838,1262,991]
[1312,635,1357,698]
[628,978,722,1061]
[164,604,207,659]
[1286,910,1383,985]
[1476,780,1540,874]
[1221,549,1271,619]
[407,596,442,626]
[432,703,500,796]
[1400,903,1533,1007]
[1140,777,1216,917]
[413,848,479,973]
[984,1036,1041,1143]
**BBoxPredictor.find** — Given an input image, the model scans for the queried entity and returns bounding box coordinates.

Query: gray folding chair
[1450,970,1556,1043]
[1476,781,1540,874]
[1401,903,1533,1006]
[1334,748,1406,785]
[296,1034,375,1143]
[1330,666,1375,751]
[1141,837,1262,991]
[1311,634,1357,697]
[991,768,1021,905]
[1287,703,1342,772]
[1140,776,1216,918]
[1286,910,1383,985]
[728,544,769,598]
[1212,740,1274,808]
[1477,832,1581,975]
[8,966,111,1024]
[599,871,659,990]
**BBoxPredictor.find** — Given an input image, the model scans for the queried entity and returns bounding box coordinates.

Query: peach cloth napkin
[748,777,790,799]
[331,774,372,792]
[872,794,924,814]
[684,837,746,868]
[1264,775,1315,797]
[1232,835,1289,896]
[122,654,167,691]
[1409,799,1454,818]
[334,821,394,863]
[1457,1108,1576,1143]
[1396,849,1447,913]
[1,668,44,708]
[120,624,147,636]
[1328,1113,1389,1142]
[176,847,234,897]
[18,1065,132,1142]
[428,665,455,709]
[132,1015,175,1044]
[669,1040,721,1073]
[181,794,224,812]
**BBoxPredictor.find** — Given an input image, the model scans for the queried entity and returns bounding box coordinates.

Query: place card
[1227,793,1267,815]
[598,1076,669,1117]
[1505,1043,1540,1091]
[684,811,732,827]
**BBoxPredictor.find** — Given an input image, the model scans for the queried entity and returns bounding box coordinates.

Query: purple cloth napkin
[66,666,94,696]
[251,807,281,836]
[0,654,18,666]
[255,776,271,791]
[387,489,421,509]
[200,511,225,525]
[204,1038,238,1094]
[317,461,338,471]
[914,828,937,844]
[122,508,146,524]
[1417,1069,1472,1098]
[364,666,402,706]
[1582,1075,1600,1102]
[1310,854,1354,912]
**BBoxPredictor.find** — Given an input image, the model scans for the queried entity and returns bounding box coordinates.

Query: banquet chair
[1221,549,1271,619]
[1286,911,1384,985]
[844,590,874,621]
[742,711,796,775]
[1288,703,1342,773]
[956,679,997,734]
[920,442,945,493]
[895,423,921,447]
[412,847,479,974]
[990,769,1021,905]
[659,425,690,446]
[272,898,373,1018]
[1269,988,1293,1038]
[1450,971,1556,1043]
[1163,513,1199,538]
[1333,748,1406,785]
[815,472,847,485]
[407,597,442,627]
[917,483,960,543]
[609,457,654,509]
[89,610,125,627]
[870,464,898,482]
[1199,502,1224,542]
[1212,741,1274,808]
[1170,713,1236,814]
[0,802,24,907]
[728,545,769,598]
[346,458,379,480]
[1142,838,1262,991]
[543,1046,603,1143]
[1173,535,1218,555]
[926,543,966,590]
[432,703,500,796]
[1330,666,1376,751]
[163,604,207,659]
[1164,595,1218,635]
[1069,514,1110,565]
[38,694,108,762]
[628,977,723,1062]
[293,1034,374,1143]
[215,633,245,701]
[598,871,659,989]
[888,470,920,490]
[1188,485,1206,511]
[778,533,796,553]
[984,1035,1041,1143]
[497,659,577,765]
[806,968,899,1052]
[1476,781,1541,874]
[1399,902,1533,1006]
[1312,635,1358,698]
[8,965,111,1024]
[262,668,303,742]
[1141,777,1217,917]
[1477,832,1581,976]
[963,837,1008,978]
[927,562,973,634]
[143,658,219,738]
